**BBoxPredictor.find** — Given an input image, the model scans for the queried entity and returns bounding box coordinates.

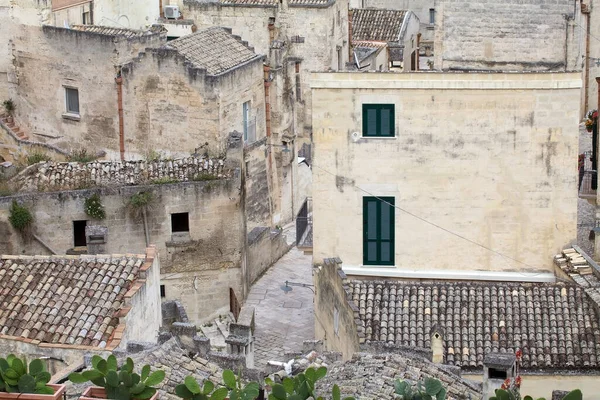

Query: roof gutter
[342,265,556,283]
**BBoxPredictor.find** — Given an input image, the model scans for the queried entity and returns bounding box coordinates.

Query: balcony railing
[580,170,597,201]
[296,197,312,251]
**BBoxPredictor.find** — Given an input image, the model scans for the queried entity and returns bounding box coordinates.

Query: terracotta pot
[79,387,159,400]
[0,384,66,400]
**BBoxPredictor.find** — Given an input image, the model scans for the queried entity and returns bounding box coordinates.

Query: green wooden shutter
[362,104,395,137]
[363,197,395,265]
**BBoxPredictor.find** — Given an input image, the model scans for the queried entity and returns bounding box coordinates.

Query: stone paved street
[245,245,314,368]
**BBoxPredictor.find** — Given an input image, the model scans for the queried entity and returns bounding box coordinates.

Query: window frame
[429,8,435,24]
[363,196,395,266]
[242,101,250,142]
[64,86,80,115]
[362,104,395,137]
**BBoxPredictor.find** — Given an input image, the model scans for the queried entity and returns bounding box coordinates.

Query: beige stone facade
[311,72,580,281]
[433,0,583,73]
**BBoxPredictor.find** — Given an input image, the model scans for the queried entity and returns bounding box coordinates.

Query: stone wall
[0,174,244,322]
[313,258,362,360]
[121,46,265,157]
[0,122,69,165]
[434,0,582,72]
[311,72,580,278]
[247,226,291,285]
[9,156,227,193]
[244,139,272,229]
[122,247,162,346]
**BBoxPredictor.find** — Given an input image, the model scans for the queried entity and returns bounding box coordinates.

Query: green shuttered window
[362,104,395,137]
[363,196,395,265]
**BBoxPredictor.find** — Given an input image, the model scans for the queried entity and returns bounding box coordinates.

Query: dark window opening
[488,368,507,379]
[171,212,190,233]
[73,220,87,247]
[166,36,179,41]
[429,8,435,24]
[160,285,166,298]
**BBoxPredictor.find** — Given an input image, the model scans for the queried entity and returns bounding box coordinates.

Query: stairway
[1,115,29,140]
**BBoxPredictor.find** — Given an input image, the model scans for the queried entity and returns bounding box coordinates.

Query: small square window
[171,212,189,233]
[82,11,91,25]
[160,285,166,298]
[362,104,395,137]
[65,87,80,115]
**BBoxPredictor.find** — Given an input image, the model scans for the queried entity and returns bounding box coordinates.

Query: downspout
[348,9,353,61]
[416,32,421,71]
[116,71,125,161]
[90,0,94,24]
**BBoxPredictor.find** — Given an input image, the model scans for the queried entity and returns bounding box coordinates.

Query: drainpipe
[116,73,125,161]
[348,9,353,61]
[416,32,421,71]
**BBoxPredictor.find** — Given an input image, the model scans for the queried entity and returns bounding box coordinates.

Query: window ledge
[426,24,435,30]
[62,112,81,121]
[360,136,397,140]
[361,264,396,268]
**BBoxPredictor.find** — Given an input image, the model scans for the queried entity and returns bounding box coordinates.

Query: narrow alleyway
[245,244,314,368]
[578,124,595,255]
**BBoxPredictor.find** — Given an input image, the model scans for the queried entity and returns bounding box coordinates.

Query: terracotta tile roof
[348,280,600,371]
[351,9,407,43]
[317,352,482,399]
[0,254,145,348]
[71,25,165,38]
[165,27,262,76]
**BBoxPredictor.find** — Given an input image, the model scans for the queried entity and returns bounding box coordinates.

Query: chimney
[430,325,444,364]
[482,353,517,400]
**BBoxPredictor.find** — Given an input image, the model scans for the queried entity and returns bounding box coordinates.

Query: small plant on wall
[9,200,33,234]
[85,193,106,220]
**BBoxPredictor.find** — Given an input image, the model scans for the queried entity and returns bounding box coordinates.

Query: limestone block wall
[246,226,290,285]
[313,258,361,360]
[9,25,166,157]
[244,140,272,229]
[121,48,264,158]
[434,0,581,72]
[121,248,162,346]
[311,72,580,278]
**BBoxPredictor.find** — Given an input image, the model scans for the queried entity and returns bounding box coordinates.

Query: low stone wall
[10,156,227,192]
[247,227,291,285]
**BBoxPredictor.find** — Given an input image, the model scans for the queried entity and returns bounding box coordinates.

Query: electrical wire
[311,162,557,276]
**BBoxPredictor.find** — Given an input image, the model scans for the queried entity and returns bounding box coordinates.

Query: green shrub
[8,201,32,232]
[68,149,95,163]
[2,99,15,115]
[192,173,218,182]
[26,152,51,165]
[151,177,178,185]
[0,354,55,394]
[84,193,106,219]
[394,378,446,400]
[130,191,153,209]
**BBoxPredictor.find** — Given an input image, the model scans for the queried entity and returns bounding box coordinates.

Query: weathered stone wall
[311,72,580,277]
[313,258,361,360]
[0,174,244,322]
[122,248,162,346]
[434,0,581,72]
[121,48,265,157]
[8,25,166,157]
[244,140,272,229]
[9,156,226,193]
[246,226,290,285]
[0,122,69,164]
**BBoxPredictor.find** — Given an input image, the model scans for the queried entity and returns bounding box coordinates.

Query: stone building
[0,247,161,374]
[349,0,435,68]
[433,0,583,72]
[350,8,419,71]
[310,71,579,279]
[5,24,266,160]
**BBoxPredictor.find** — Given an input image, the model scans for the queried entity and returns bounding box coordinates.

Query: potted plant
[2,100,14,124]
[266,367,353,400]
[68,355,165,400]
[175,370,259,400]
[585,109,598,132]
[0,354,66,400]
